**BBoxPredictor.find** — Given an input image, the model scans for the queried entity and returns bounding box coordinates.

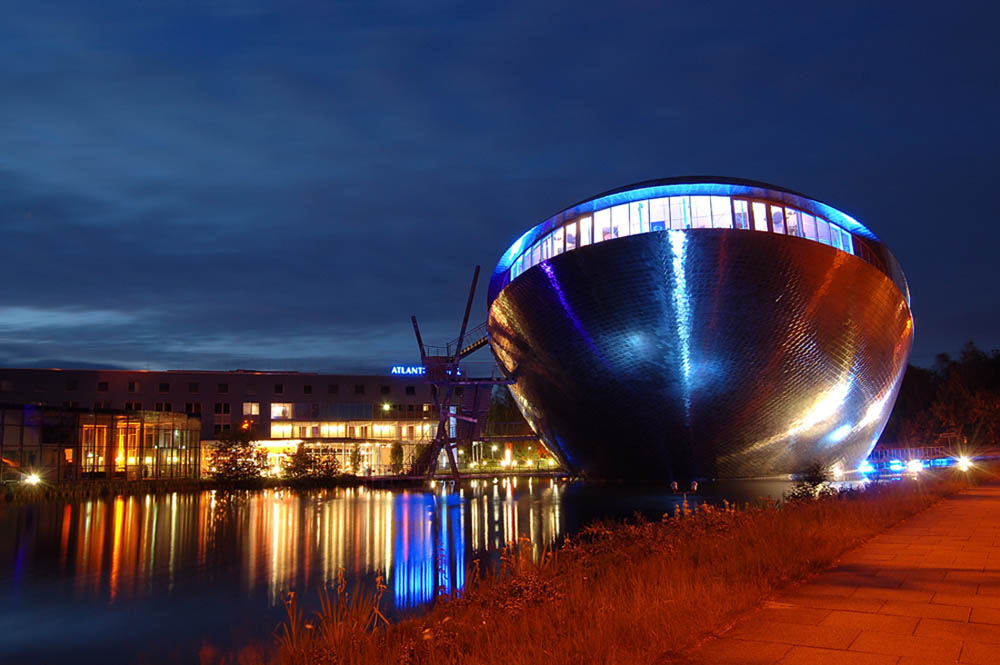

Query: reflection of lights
[798,382,850,432]
[669,231,692,423]
[382,403,391,412]
[888,460,905,472]
[828,424,852,444]
[830,463,844,480]
[858,461,875,474]
[859,393,890,428]
[24,473,40,485]
[958,456,971,472]
[907,459,923,474]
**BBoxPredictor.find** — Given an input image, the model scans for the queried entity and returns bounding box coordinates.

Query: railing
[868,446,950,462]
[481,421,536,437]
[447,321,488,357]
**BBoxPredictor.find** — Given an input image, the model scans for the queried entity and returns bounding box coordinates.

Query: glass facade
[507,194,864,282]
[0,407,201,483]
[80,412,200,480]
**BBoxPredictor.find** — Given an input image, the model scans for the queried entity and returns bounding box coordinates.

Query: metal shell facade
[486,179,913,480]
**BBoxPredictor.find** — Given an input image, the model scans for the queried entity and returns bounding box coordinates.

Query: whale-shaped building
[486,178,912,480]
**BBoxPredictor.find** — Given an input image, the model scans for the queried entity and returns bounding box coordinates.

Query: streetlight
[490,444,498,461]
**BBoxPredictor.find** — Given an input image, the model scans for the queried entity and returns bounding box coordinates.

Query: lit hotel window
[770,205,785,234]
[670,197,690,229]
[579,216,592,246]
[802,213,818,240]
[786,208,801,237]
[271,403,292,419]
[650,198,668,231]
[817,218,832,245]
[711,196,733,228]
[595,208,611,241]
[243,402,260,416]
[629,200,646,235]
[752,202,768,231]
[733,199,750,230]
[690,196,712,229]
[611,204,628,238]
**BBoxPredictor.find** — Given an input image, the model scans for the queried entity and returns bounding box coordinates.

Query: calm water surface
[0,478,793,664]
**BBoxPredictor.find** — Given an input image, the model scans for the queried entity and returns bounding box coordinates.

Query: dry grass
[220,470,990,665]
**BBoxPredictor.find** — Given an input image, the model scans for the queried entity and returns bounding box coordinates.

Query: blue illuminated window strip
[507,195,859,283]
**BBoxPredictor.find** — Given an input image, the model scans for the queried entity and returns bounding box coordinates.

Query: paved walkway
[681,483,1000,665]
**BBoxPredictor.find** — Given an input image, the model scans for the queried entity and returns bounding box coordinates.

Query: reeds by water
[223,470,987,665]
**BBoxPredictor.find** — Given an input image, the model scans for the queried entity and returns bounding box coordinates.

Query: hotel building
[0,367,449,481]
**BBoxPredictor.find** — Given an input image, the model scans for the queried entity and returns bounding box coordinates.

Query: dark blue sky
[1,1,997,372]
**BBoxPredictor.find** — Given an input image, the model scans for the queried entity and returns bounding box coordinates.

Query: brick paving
[680,483,1000,664]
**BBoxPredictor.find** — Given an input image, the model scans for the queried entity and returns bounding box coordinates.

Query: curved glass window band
[508,195,867,283]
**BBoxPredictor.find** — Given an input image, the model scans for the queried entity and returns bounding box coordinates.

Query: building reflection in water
[0,478,566,614]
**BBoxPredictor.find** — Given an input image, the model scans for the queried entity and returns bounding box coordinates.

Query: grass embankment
[223,470,992,665]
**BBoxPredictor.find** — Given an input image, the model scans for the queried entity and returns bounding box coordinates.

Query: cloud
[0,306,137,330]
[0,1,997,371]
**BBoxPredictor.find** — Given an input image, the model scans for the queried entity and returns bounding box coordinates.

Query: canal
[0,478,793,664]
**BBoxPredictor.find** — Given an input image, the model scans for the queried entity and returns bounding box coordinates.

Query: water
[0,478,794,664]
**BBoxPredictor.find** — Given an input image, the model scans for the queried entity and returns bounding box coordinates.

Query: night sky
[2,1,997,373]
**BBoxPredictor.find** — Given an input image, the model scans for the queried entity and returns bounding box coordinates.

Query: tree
[389,442,404,474]
[349,446,362,475]
[889,342,1000,450]
[283,443,340,480]
[208,427,267,482]
[785,461,836,501]
[483,386,524,436]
